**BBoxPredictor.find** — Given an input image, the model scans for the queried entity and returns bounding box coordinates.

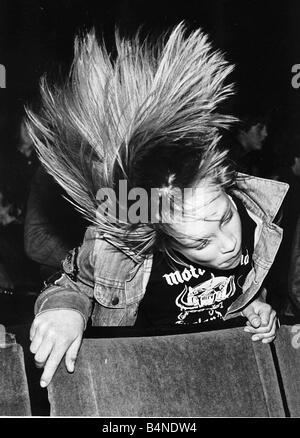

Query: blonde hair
[26,22,236,261]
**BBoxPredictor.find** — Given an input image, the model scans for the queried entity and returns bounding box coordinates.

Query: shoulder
[83,226,144,281]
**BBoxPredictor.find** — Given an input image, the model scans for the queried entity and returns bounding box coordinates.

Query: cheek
[180,245,219,264]
[235,215,243,242]
[228,212,242,242]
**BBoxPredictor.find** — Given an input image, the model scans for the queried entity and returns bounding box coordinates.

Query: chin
[221,254,242,269]
[222,261,240,270]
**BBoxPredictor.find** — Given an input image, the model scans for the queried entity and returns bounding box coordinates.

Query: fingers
[245,309,276,333]
[258,304,272,326]
[244,309,277,343]
[243,301,274,329]
[30,329,44,356]
[258,316,277,341]
[254,308,276,333]
[40,344,69,388]
[29,320,37,342]
[33,337,54,369]
[246,313,261,328]
[65,336,82,373]
[253,317,277,343]
[242,302,262,328]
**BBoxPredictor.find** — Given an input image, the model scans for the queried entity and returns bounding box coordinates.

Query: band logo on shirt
[175,274,236,324]
[163,265,206,286]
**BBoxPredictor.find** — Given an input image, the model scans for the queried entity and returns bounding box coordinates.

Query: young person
[27,23,288,388]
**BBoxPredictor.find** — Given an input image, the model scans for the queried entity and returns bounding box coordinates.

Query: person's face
[171,181,242,270]
[244,123,268,151]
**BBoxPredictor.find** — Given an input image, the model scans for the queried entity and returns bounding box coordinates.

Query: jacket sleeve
[34,226,98,327]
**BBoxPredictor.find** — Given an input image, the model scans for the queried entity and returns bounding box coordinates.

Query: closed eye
[221,208,233,226]
[195,239,210,250]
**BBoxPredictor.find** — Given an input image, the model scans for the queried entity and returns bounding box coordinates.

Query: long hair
[26,22,236,260]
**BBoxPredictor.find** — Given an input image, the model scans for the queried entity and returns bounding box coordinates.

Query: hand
[242,298,277,343]
[30,309,85,387]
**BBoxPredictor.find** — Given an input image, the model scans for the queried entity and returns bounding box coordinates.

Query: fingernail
[252,335,259,341]
[40,380,47,388]
[244,327,251,332]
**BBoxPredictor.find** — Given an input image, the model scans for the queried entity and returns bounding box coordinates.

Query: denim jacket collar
[233,173,289,223]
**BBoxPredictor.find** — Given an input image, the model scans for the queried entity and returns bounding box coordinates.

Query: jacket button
[111,296,119,305]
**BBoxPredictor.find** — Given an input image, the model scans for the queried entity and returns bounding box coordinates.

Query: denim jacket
[35,174,289,327]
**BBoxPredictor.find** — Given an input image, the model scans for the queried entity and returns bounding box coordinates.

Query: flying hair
[26,22,236,260]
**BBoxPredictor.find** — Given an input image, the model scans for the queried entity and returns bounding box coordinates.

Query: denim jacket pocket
[94,278,126,309]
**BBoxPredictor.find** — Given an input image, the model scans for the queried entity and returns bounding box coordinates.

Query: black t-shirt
[135,197,256,329]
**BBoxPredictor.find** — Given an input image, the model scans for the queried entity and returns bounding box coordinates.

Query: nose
[261,126,268,139]
[219,230,236,254]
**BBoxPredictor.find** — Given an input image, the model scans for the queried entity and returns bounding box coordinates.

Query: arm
[30,225,97,387]
[34,234,95,323]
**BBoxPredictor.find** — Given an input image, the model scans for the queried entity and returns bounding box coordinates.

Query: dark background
[0,0,300,165]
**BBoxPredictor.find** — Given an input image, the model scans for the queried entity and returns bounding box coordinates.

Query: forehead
[171,182,228,238]
[182,182,223,215]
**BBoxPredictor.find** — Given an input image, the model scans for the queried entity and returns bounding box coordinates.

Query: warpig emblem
[175,274,236,323]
